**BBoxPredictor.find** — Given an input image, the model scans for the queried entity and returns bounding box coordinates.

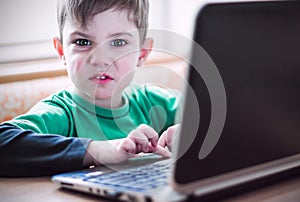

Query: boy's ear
[137,38,154,67]
[53,37,66,63]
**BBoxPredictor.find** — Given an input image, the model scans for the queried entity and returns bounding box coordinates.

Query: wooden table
[2,155,300,202]
[2,174,300,202]
[0,176,103,202]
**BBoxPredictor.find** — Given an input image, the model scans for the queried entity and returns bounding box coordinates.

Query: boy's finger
[159,124,180,149]
[158,130,173,149]
[128,129,150,152]
[166,131,174,150]
[137,124,158,147]
[153,145,172,158]
[158,133,167,147]
[119,138,136,155]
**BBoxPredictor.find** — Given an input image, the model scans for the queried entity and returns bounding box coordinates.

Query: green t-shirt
[7,84,182,140]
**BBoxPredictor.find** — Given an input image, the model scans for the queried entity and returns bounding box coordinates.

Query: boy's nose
[88,46,113,68]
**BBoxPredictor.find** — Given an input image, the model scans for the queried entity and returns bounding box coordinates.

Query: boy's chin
[93,94,113,100]
[94,90,123,102]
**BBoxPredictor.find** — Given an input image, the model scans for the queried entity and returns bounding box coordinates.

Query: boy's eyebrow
[108,32,135,39]
[69,31,92,39]
[69,31,135,40]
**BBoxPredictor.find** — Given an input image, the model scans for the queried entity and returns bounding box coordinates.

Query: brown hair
[57,0,149,44]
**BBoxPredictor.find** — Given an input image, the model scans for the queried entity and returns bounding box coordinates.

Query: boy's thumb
[154,145,172,158]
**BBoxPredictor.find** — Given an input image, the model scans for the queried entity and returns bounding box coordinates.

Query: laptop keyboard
[83,160,172,192]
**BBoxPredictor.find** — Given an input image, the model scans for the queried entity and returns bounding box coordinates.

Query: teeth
[96,76,106,80]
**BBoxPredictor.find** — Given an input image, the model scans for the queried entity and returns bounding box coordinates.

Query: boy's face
[56,9,152,108]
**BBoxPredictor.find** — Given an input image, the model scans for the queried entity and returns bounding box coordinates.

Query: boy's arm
[0,123,91,177]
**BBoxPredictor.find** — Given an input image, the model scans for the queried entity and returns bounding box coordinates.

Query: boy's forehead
[62,9,141,41]
[67,9,137,31]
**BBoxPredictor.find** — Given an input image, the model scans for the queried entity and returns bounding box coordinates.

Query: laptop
[52,0,300,201]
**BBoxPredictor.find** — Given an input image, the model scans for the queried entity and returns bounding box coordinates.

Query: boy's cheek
[122,52,140,67]
[111,49,137,64]
[117,59,137,74]
[66,53,88,70]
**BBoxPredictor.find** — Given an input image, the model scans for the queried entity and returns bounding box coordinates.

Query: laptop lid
[171,0,300,195]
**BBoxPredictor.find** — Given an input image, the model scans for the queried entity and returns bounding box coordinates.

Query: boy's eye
[74,39,92,46]
[110,39,127,47]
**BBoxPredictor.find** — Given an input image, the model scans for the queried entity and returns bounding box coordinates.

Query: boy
[0,0,181,177]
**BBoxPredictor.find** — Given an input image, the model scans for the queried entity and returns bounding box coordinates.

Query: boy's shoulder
[41,88,74,105]
[20,89,75,117]
[4,89,75,134]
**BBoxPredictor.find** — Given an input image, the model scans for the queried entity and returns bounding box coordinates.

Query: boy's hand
[83,124,172,167]
[158,124,181,152]
[116,124,171,160]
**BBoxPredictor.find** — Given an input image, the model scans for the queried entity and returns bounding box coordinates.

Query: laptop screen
[174,1,300,185]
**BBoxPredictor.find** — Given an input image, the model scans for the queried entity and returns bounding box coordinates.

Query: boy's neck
[71,87,125,109]
[94,96,125,109]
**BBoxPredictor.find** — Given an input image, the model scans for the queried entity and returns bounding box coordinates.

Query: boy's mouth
[90,73,113,84]
[96,75,109,80]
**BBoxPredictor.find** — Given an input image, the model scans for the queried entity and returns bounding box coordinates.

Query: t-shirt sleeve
[0,123,91,177]
[4,100,73,136]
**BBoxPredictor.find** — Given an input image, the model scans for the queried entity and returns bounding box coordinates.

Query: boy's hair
[57,0,149,44]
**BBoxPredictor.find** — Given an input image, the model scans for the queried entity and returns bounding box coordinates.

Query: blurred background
[0,0,204,63]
